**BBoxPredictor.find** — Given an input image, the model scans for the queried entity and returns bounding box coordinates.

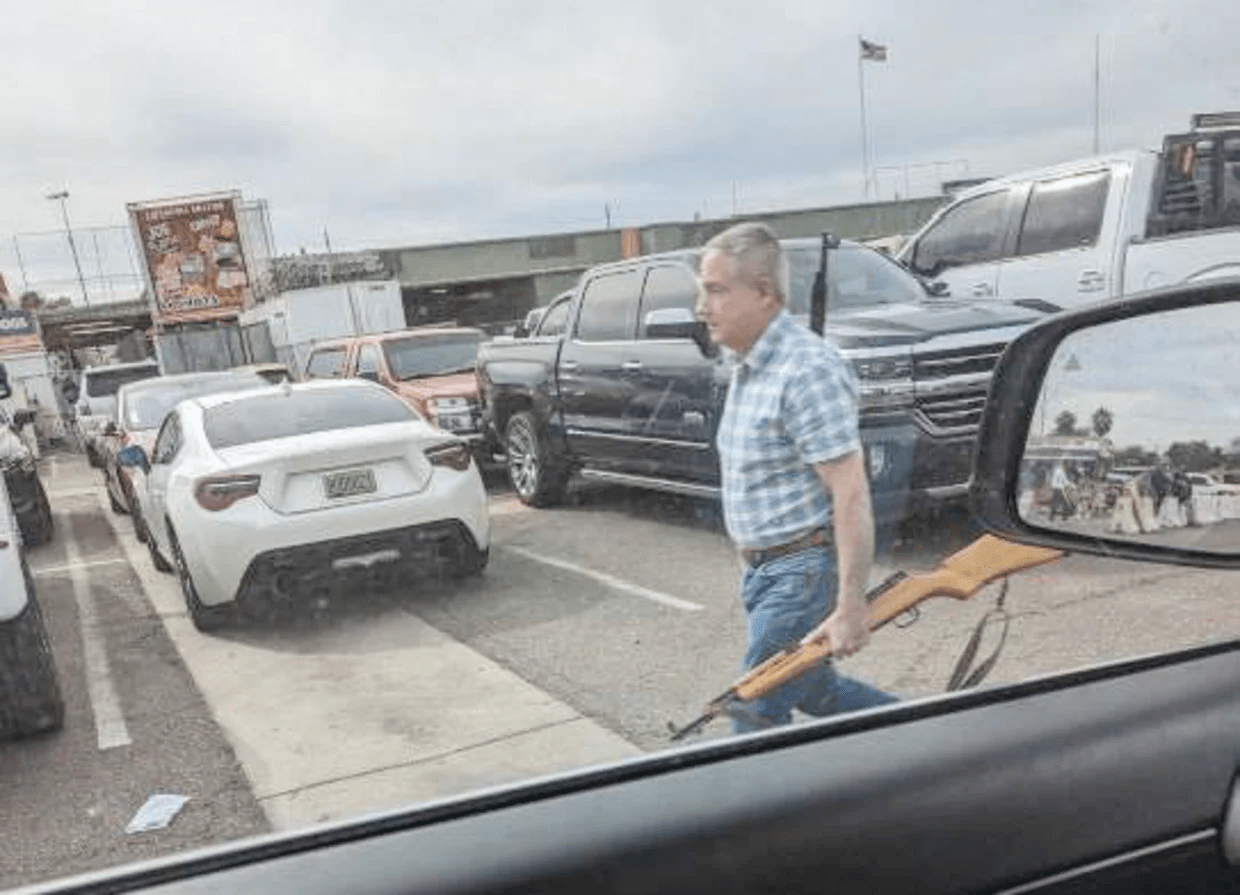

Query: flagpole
[858,36,871,200]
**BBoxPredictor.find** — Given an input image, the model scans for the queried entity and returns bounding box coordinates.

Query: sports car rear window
[203,387,416,449]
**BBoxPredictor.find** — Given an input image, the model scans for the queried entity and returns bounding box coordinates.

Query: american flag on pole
[860,38,888,62]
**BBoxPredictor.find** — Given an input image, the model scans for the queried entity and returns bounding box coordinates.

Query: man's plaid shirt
[716,310,862,550]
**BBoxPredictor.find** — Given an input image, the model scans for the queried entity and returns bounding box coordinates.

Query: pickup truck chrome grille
[912,343,1007,380]
[914,389,990,432]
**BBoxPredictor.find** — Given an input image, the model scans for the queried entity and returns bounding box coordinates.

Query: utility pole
[46,189,89,306]
[1092,34,1101,154]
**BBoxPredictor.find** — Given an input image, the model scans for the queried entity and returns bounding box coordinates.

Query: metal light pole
[46,189,90,306]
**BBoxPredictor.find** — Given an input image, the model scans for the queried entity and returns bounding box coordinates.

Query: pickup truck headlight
[852,355,915,410]
[430,397,474,433]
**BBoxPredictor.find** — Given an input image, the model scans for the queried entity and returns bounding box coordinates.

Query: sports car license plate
[323,468,377,500]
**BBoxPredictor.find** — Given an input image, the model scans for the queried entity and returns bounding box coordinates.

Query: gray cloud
[1,0,1239,297]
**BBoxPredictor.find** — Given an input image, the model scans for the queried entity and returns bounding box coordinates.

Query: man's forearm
[817,452,876,608]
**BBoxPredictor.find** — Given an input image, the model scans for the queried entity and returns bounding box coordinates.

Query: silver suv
[74,360,160,466]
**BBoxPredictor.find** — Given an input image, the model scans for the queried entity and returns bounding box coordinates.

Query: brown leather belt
[740,527,832,568]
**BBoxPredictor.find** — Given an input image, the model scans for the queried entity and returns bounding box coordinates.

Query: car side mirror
[926,280,951,298]
[644,308,718,358]
[0,363,9,400]
[970,283,1240,568]
[116,444,150,474]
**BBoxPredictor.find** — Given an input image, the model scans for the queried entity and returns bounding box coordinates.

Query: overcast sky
[3,0,1239,302]
[1033,303,1240,451]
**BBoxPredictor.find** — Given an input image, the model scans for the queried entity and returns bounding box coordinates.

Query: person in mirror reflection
[1049,462,1074,521]
[695,222,897,734]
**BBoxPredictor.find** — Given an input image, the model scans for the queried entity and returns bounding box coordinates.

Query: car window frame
[572,268,643,343]
[305,346,349,379]
[150,411,183,466]
[637,263,700,339]
[911,187,1018,274]
[534,294,574,337]
[1012,169,1112,258]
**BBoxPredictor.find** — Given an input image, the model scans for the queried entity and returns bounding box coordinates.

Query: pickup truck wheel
[505,412,568,507]
[0,558,65,738]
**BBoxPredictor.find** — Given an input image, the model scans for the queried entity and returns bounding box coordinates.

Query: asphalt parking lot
[4,451,1238,889]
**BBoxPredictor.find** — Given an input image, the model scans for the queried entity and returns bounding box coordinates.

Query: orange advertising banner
[128,193,251,324]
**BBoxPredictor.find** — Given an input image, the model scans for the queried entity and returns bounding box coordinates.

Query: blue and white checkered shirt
[716,310,862,550]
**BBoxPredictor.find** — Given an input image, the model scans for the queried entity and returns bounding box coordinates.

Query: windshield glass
[4,6,1238,892]
[83,365,159,399]
[383,333,482,379]
[122,375,264,430]
[203,387,415,449]
[785,245,925,315]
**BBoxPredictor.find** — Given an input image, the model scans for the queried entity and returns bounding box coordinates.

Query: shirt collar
[733,310,789,373]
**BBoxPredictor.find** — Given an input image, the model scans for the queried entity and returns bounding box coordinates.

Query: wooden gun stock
[669,535,1063,740]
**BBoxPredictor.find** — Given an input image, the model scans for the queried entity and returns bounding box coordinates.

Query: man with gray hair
[697,221,896,732]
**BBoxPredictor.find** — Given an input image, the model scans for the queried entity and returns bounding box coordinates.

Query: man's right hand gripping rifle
[668,534,1063,741]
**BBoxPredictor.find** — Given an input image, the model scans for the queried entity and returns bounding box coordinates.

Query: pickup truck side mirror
[357,370,381,383]
[101,420,119,437]
[643,308,718,358]
[116,444,150,474]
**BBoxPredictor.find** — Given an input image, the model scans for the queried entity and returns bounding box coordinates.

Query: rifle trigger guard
[894,606,921,628]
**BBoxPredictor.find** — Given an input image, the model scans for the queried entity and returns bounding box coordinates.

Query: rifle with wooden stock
[668,534,1063,741]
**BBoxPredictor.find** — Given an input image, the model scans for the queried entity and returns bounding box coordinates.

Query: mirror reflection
[1019,301,1240,553]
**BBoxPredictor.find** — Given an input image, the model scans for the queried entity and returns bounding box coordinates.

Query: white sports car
[119,379,490,630]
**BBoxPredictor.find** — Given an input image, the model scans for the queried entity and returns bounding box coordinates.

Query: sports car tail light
[194,474,262,511]
[424,442,472,472]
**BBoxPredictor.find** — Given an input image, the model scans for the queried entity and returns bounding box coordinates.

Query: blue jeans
[734,546,897,733]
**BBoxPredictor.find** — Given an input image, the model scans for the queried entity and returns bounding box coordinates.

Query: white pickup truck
[898,112,1240,310]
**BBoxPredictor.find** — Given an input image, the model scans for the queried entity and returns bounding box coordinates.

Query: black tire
[453,545,490,579]
[0,558,65,738]
[168,526,233,631]
[505,411,568,507]
[86,444,102,469]
[22,480,54,547]
[145,523,174,574]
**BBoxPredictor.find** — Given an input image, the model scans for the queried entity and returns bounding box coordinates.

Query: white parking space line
[503,545,704,612]
[63,512,133,751]
[47,487,104,500]
[30,557,128,576]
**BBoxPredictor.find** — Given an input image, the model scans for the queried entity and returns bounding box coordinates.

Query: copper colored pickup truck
[302,327,489,450]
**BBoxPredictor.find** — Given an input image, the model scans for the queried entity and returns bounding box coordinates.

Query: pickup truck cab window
[535,295,573,337]
[911,188,1014,275]
[639,265,698,337]
[305,346,348,379]
[1015,170,1111,257]
[575,269,642,341]
[356,344,383,381]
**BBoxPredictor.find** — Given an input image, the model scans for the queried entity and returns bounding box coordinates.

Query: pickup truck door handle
[621,361,643,373]
[970,282,993,297]
[559,360,580,373]
[1077,269,1106,292]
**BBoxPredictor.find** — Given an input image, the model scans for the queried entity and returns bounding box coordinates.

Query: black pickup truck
[477,238,1043,525]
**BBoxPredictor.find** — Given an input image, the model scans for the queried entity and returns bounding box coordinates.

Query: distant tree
[1167,440,1217,473]
[1114,445,1160,467]
[1054,410,1078,436]
[18,290,43,311]
[1091,407,1114,439]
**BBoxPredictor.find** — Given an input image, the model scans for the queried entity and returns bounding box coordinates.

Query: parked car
[303,327,490,451]
[0,404,54,546]
[898,111,1240,311]
[73,359,160,466]
[99,370,273,549]
[477,238,1043,523]
[118,379,490,630]
[0,363,63,739]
